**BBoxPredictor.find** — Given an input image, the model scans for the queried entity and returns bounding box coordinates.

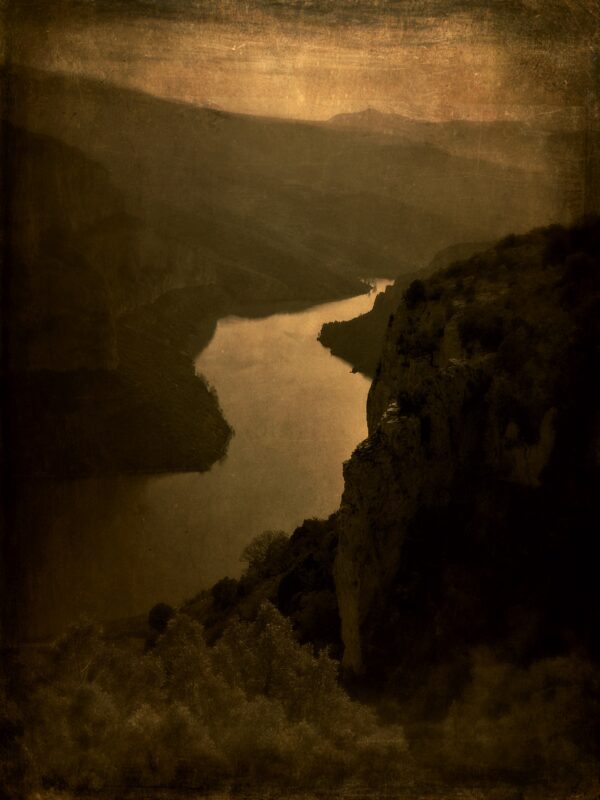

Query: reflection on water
[15,281,390,640]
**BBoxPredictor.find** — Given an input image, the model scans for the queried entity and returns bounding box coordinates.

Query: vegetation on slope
[2,605,408,798]
[318,242,491,377]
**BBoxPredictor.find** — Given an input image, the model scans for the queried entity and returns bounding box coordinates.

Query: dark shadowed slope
[6,67,562,276]
[3,121,365,478]
[3,124,233,478]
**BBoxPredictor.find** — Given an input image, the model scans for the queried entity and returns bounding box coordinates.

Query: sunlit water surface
[17,281,390,639]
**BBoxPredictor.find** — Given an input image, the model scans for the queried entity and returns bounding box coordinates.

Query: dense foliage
[11,604,407,795]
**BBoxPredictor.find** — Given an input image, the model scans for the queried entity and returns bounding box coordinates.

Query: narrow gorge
[3,2,600,787]
[191,218,600,781]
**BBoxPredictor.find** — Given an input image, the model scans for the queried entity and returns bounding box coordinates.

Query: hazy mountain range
[8,67,568,279]
[327,107,574,170]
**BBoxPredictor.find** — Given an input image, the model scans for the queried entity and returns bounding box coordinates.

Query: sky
[5,0,600,122]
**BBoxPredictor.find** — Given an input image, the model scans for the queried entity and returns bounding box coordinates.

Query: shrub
[458,309,505,354]
[0,683,30,800]
[542,225,571,266]
[396,329,441,361]
[495,320,536,375]
[440,649,600,783]
[241,530,289,579]
[211,576,239,611]
[404,279,426,309]
[560,252,600,306]
[148,602,175,634]
[496,233,519,250]
[19,605,409,792]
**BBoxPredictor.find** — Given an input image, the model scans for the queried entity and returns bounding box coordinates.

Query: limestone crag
[334,220,600,675]
[337,360,489,672]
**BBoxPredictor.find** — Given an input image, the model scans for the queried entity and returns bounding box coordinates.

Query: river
[15,281,390,640]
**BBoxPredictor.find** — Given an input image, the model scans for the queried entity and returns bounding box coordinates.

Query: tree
[148,602,175,634]
[211,577,239,610]
[240,530,289,579]
[404,279,426,309]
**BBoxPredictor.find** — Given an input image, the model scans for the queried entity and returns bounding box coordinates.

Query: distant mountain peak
[201,100,225,112]
[328,107,430,132]
[330,107,398,123]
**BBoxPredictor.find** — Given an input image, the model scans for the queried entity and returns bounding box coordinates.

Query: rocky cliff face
[334,219,600,678]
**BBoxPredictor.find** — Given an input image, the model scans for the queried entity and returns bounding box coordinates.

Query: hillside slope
[328,108,563,171]
[6,67,562,276]
[4,123,364,477]
[3,125,232,477]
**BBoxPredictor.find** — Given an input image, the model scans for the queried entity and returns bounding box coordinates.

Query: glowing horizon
[6,2,597,126]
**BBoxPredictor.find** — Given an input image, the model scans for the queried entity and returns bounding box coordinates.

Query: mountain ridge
[327,106,569,174]
[5,66,563,275]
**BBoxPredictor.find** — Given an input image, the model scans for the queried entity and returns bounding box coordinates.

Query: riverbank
[8,284,381,642]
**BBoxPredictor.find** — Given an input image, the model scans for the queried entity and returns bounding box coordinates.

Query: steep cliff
[335,219,600,684]
[195,221,599,680]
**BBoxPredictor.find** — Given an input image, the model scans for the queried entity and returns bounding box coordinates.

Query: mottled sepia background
[1,2,600,797]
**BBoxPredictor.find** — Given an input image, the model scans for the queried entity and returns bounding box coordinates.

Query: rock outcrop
[334,219,600,679]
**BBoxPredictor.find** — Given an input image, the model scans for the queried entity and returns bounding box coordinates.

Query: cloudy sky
[6,0,599,122]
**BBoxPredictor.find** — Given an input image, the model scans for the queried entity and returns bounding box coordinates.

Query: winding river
[17,281,390,640]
